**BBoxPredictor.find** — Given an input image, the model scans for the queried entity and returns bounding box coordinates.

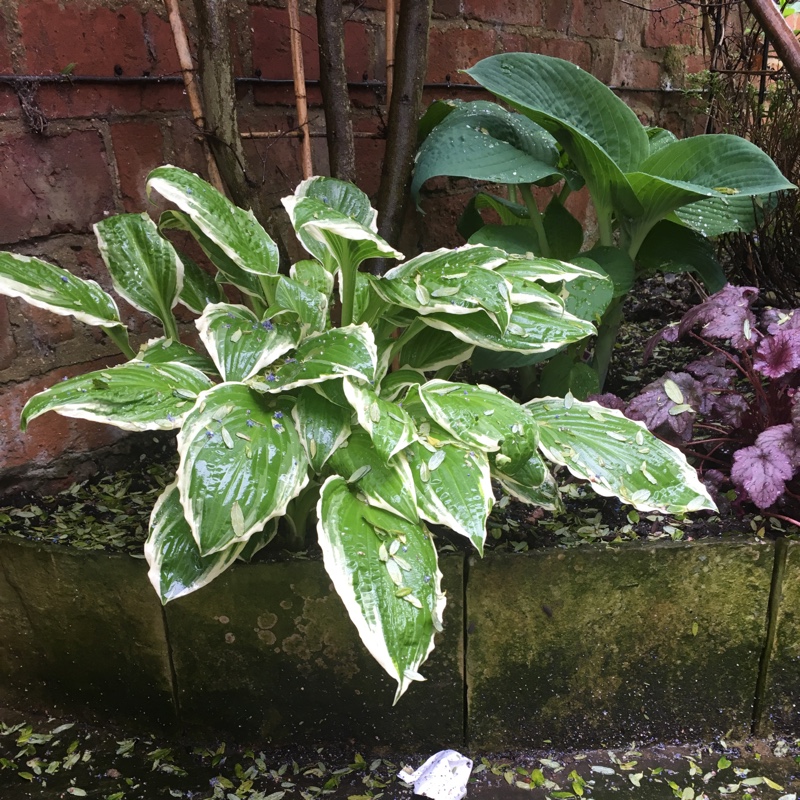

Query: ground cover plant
[0,167,714,701]
[413,53,795,393]
[598,284,800,522]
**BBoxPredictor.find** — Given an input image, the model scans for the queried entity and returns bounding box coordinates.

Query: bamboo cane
[386,0,397,105]
[287,0,314,178]
[163,0,225,193]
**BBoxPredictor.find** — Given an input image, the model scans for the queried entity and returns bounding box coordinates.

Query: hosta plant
[413,53,795,390]
[596,285,800,520]
[0,167,715,701]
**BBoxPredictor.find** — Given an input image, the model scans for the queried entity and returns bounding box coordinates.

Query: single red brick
[0,131,115,245]
[434,0,462,16]
[464,0,540,26]
[643,4,699,48]
[251,6,320,81]
[0,299,16,371]
[497,31,527,55]
[19,0,150,76]
[0,12,11,72]
[164,116,210,178]
[416,189,472,250]
[543,0,572,34]
[344,20,375,81]
[111,121,165,211]
[528,37,592,71]
[355,137,386,200]
[142,11,183,76]
[24,303,75,348]
[571,0,626,40]
[612,50,662,89]
[0,86,18,120]
[427,26,497,83]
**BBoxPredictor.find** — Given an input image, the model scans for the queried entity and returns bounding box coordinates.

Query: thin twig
[287,0,313,178]
[386,0,396,105]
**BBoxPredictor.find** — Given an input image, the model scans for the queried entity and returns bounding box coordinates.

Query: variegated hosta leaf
[317,476,446,703]
[148,165,280,276]
[343,378,416,461]
[159,209,267,301]
[291,387,351,472]
[418,379,538,452]
[290,258,335,299]
[526,396,717,514]
[406,440,492,555]
[0,251,123,329]
[378,369,426,402]
[135,336,219,376]
[491,451,562,512]
[176,250,225,313]
[328,428,419,524]
[373,246,513,332]
[274,275,328,333]
[21,361,213,432]
[399,326,475,372]
[145,482,246,603]
[196,303,300,382]
[250,324,377,393]
[498,255,615,286]
[282,177,403,272]
[237,518,279,562]
[94,213,183,334]
[177,384,309,555]
[423,301,595,354]
[402,385,468,447]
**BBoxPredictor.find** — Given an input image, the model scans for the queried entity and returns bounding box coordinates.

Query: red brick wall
[0,0,703,489]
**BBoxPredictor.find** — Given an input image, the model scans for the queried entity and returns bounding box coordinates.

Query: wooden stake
[287,0,314,178]
[163,0,225,193]
[386,0,397,105]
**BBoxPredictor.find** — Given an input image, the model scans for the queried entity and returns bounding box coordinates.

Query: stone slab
[165,554,464,747]
[466,539,773,749]
[0,536,177,730]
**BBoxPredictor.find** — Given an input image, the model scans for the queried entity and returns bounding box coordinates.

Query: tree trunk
[375,0,434,263]
[743,0,800,90]
[189,0,293,262]
[316,0,357,182]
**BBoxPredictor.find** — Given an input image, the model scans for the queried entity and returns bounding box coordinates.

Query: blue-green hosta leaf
[342,378,416,461]
[196,303,300,382]
[646,126,678,156]
[572,246,635,299]
[21,361,213,432]
[466,54,647,216]
[526,396,717,514]
[250,324,377,393]
[561,269,614,324]
[375,246,512,332]
[492,452,561,511]
[418,379,538,452]
[274,275,328,333]
[405,440,491,555]
[317,476,445,702]
[328,428,418,523]
[539,355,600,401]
[291,387,351,472]
[459,192,529,241]
[412,100,561,207]
[467,225,541,256]
[94,213,182,333]
[145,482,245,603]
[148,165,280,276]
[290,258,335,299]
[0,251,123,329]
[175,250,225,313]
[283,179,402,272]
[399,326,474,372]
[674,193,767,237]
[159,209,268,301]
[135,336,219,376]
[423,302,595,354]
[177,384,309,555]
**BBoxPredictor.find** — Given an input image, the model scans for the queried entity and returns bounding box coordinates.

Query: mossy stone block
[0,536,176,730]
[165,554,464,746]
[761,540,800,732]
[467,540,772,749]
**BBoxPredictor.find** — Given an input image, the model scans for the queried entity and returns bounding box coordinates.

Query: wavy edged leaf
[466,53,646,216]
[176,250,225,313]
[526,396,716,513]
[328,428,419,523]
[406,440,491,555]
[317,476,445,702]
[135,336,219,376]
[378,369,426,402]
[274,275,328,333]
[412,100,561,207]
[491,451,561,511]
[177,384,309,555]
[21,361,213,432]
[418,379,538,451]
[290,258,335,299]
[94,213,182,335]
[196,303,300,382]
[147,165,280,277]
[145,482,245,603]
[291,386,351,472]
[0,251,123,329]
[343,379,416,461]
[250,323,377,393]
[399,326,474,371]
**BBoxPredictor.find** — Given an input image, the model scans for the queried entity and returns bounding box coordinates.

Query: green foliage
[0,166,715,701]
[414,53,795,388]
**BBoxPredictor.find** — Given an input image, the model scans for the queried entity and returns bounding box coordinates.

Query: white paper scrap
[398,749,473,800]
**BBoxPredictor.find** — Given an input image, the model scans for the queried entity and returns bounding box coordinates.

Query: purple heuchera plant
[596,285,800,516]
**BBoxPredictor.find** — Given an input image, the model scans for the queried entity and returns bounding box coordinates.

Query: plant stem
[339,261,356,327]
[591,296,624,389]
[106,325,136,359]
[520,184,551,257]
[597,208,614,247]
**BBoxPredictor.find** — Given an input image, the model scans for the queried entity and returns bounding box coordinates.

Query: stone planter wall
[1,534,794,748]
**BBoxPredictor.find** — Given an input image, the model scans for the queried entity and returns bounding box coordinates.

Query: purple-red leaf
[678,285,759,349]
[731,434,795,509]
[626,371,704,442]
[754,329,800,378]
